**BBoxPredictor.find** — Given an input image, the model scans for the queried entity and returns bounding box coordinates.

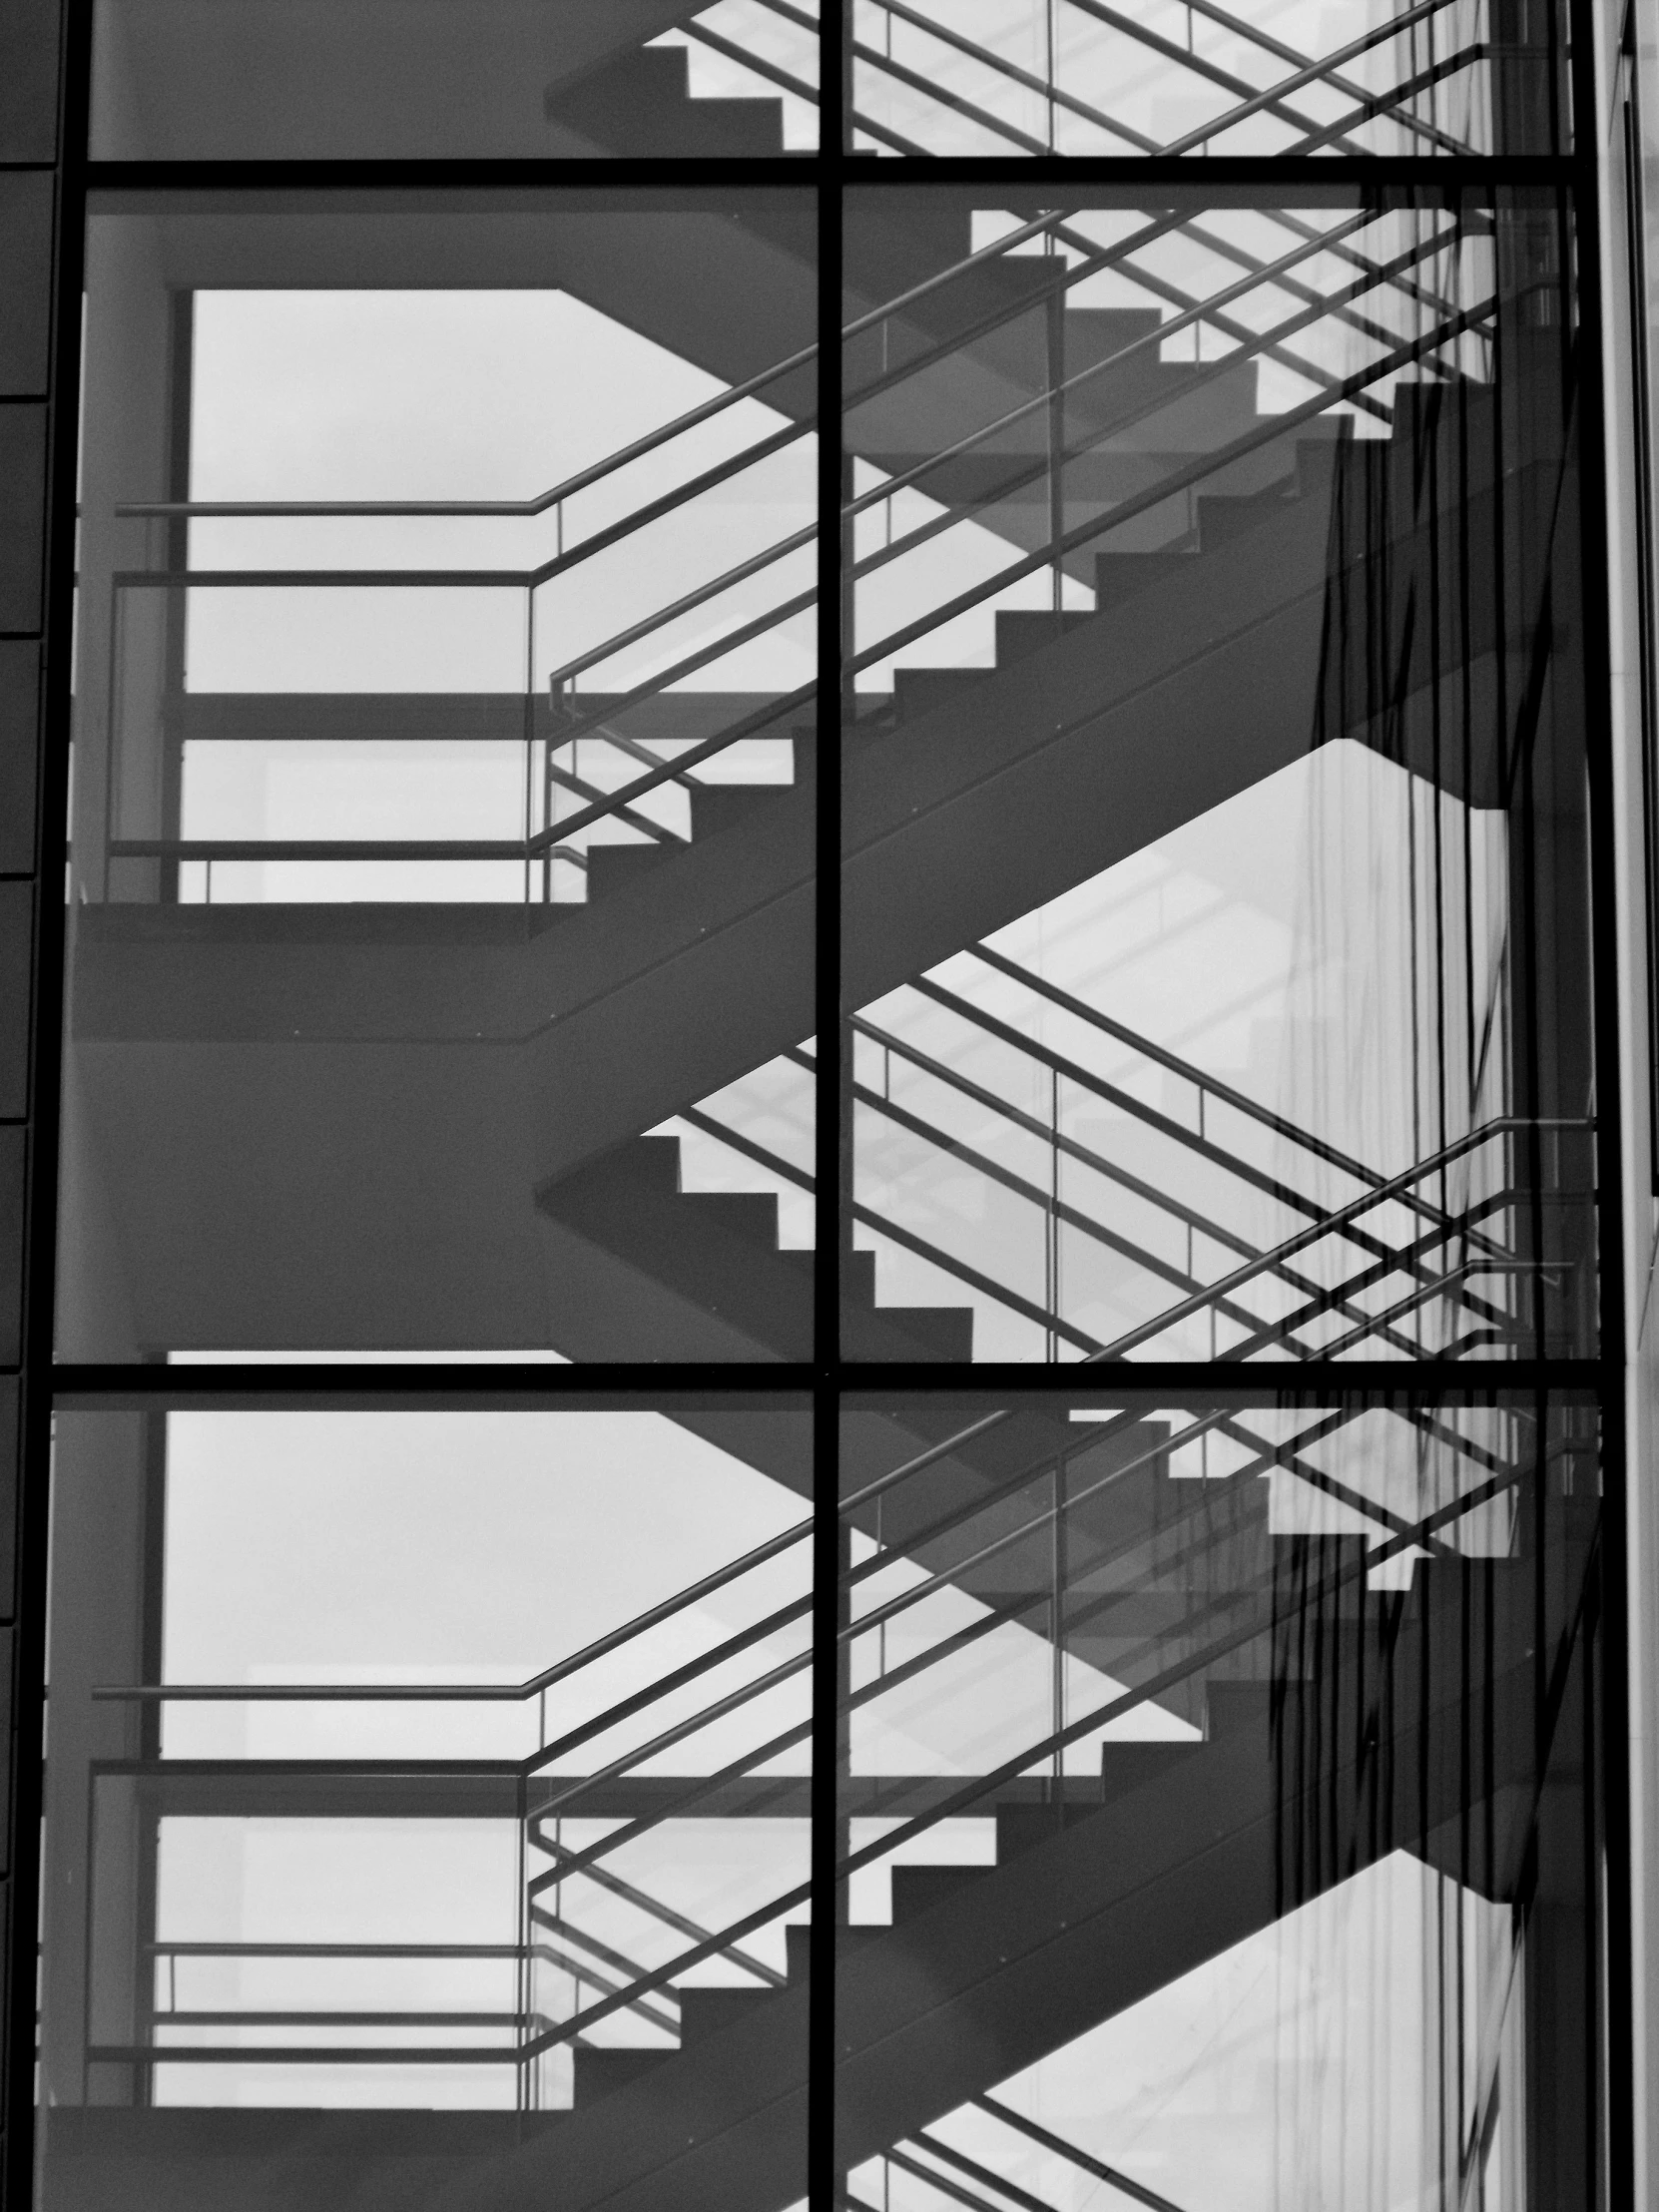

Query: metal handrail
[116,354,820,525]
[965,941,1511,1258]
[853,0,1474,160]
[847,293,1495,676]
[104,1400,1530,2082]
[1168,0,1473,156]
[113,202,1098,532]
[844,229,1484,606]
[841,208,1380,523]
[680,16,820,104]
[850,1038,1498,1362]
[500,1454,1529,2066]
[1071,0,1476,159]
[974,2094,1196,2212]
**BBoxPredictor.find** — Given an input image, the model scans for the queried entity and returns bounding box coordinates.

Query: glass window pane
[835,1386,1601,2208]
[92,3,822,159]
[848,0,1565,158]
[40,1397,813,2200]
[60,191,819,1363]
[841,185,1594,1364]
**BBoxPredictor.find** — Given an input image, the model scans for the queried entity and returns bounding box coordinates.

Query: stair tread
[546,43,787,157]
[889,1863,989,1924]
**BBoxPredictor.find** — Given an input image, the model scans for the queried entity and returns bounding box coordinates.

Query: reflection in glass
[61,194,819,1363]
[39,1403,812,2205]
[834,1389,1601,2211]
[92,1,821,158]
[841,189,1594,1362]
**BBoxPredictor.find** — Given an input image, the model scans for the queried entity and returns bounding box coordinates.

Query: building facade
[3,1,1658,2207]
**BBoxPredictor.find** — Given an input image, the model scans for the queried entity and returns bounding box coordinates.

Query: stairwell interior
[37,8,1614,2212]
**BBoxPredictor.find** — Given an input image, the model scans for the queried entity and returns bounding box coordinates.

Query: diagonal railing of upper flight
[100,198,1496,893]
[848,0,1517,159]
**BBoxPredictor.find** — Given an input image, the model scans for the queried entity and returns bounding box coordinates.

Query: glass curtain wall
[35,7,1619,2212]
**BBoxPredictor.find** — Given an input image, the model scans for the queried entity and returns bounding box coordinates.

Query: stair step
[891,667,987,729]
[1093,550,1193,610]
[1204,1679,1276,1738]
[540,1134,814,1360]
[995,609,1096,668]
[880,1304,974,1362]
[689,784,784,841]
[545,46,786,159]
[583,839,679,905]
[1062,306,1165,353]
[682,1189,784,1251]
[572,2046,672,2105]
[840,1249,976,1363]
[994,1801,1102,1865]
[889,1864,987,1925]
[677,1986,778,2046]
[625,1131,685,1196]
[1197,476,1297,549]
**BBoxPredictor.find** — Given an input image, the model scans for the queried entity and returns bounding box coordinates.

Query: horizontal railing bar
[152,2011,536,2029]
[96,1518,812,1702]
[149,1940,529,1957]
[93,2042,524,2065]
[117,352,820,522]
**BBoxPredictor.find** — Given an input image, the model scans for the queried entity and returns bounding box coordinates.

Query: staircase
[42,1392,1588,2211]
[62,193,1591,1361]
